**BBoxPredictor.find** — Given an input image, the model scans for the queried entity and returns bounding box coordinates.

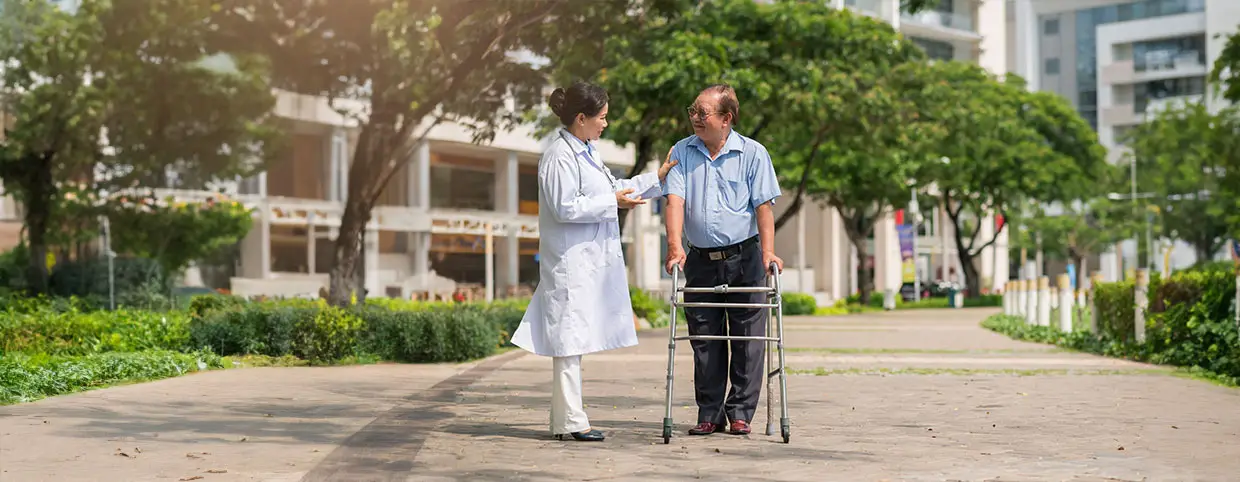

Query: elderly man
[663,84,783,436]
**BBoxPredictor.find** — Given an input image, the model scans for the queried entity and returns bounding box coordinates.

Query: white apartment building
[1,0,1012,302]
[1008,0,1240,280]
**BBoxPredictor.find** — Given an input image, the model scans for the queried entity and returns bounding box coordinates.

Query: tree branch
[773,126,830,231]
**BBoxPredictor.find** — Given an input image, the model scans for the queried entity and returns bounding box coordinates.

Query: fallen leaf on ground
[179,477,204,481]
[205,469,228,474]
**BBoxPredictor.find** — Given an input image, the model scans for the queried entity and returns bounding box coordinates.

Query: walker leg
[663,268,680,445]
[764,275,776,437]
[772,262,790,444]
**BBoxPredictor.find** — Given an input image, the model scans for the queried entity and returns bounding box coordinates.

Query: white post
[1134,268,1149,343]
[1003,281,1012,315]
[307,212,316,274]
[484,223,495,303]
[1025,279,1038,325]
[1037,276,1051,326]
[1058,274,1073,332]
[1015,280,1027,319]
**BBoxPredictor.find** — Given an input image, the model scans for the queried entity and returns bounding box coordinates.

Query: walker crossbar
[661,261,790,445]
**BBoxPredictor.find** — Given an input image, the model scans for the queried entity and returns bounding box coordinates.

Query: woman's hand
[657,147,679,183]
[615,188,646,209]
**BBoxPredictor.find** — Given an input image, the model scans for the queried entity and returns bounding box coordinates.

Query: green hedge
[983,268,1239,386]
[0,350,222,404]
[0,306,191,355]
[782,293,816,315]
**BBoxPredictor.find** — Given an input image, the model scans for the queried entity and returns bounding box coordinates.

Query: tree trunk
[1072,253,1088,292]
[328,195,375,306]
[773,129,828,232]
[1193,240,1214,265]
[853,239,873,306]
[22,157,55,294]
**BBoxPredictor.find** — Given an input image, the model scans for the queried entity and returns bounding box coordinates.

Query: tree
[1210,28,1240,104]
[0,0,279,294]
[759,5,931,304]
[914,63,1106,297]
[214,0,642,305]
[1124,101,1240,262]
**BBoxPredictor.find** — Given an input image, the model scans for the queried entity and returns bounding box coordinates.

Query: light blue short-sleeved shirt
[662,129,782,249]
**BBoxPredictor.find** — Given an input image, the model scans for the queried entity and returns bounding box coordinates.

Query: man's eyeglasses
[686,106,719,120]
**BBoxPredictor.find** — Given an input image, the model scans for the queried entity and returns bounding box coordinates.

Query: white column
[495,152,520,295]
[1012,0,1039,90]
[484,223,495,302]
[258,172,271,279]
[817,208,847,301]
[938,203,952,283]
[874,211,901,309]
[412,141,431,278]
[364,227,380,296]
[307,212,316,274]
[1037,276,1051,326]
[993,222,1010,293]
[977,0,1010,77]
[979,211,995,294]
[885,0,901,29]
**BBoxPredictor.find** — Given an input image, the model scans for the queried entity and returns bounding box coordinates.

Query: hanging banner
[897,225,916,283]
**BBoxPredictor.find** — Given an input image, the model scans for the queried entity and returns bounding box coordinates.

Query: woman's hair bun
[548,88,567,117]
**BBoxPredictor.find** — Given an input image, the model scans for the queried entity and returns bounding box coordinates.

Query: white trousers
[551,355,590,434]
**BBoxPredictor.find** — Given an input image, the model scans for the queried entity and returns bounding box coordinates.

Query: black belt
[690,236,758,261]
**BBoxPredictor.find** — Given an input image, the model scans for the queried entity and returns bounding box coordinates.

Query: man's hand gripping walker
[661,261,790,444]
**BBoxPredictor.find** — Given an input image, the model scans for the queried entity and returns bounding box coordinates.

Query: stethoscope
[559,130,617,197]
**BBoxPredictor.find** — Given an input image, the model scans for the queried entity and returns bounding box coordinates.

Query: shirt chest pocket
[714,154,750,212]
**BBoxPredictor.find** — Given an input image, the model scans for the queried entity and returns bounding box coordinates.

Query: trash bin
[947,288,959,308]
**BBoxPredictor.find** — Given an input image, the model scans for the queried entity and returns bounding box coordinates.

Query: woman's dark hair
[549,82,609,127]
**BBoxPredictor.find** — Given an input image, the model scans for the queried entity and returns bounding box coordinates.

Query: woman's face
[575,103,609,141]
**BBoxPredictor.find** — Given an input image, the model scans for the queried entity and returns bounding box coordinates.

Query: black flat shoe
[555,429,605,441]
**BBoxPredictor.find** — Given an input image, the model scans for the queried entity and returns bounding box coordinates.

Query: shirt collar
[559,128,594,158]
[689,129,745,157]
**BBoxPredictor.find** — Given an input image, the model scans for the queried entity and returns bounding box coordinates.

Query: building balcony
[1101,60,1135,85]
[1143,94,1204,118]
[900,9,980,42]
[1100,103,1141,127]
[845,0,883,17]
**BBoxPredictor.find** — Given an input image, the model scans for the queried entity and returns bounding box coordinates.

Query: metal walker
[661,261,790,444]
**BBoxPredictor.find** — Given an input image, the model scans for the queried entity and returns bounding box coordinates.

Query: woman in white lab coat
[510,82,676,442]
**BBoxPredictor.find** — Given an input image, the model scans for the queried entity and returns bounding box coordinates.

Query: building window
[910,36,955,61]
[1045,58,1060,75]
[1043,18,1060,35]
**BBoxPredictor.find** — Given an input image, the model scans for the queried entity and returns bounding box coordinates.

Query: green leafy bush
[782,293,816,315]
[0,307,191,355]
[0,350,222,404]
[631,287,670,328]
[1093,281,1135,342]
[48,257,171,301]
[355,306,498,363]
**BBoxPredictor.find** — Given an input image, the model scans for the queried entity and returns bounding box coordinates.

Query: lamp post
[909,184,921,303]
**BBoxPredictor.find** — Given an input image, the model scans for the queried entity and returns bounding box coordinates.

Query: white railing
[902,9,976,33]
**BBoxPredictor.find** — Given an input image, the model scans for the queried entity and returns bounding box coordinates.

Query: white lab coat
[510,129,663,358]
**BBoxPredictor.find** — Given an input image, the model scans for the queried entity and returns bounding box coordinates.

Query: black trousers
[683,236,767,425]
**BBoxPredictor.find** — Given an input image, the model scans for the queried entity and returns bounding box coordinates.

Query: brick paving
[3,307,1239,481]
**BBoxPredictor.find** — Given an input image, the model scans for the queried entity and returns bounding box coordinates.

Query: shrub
[782,293,816,315]
[631,287,670,328]
[0,307,191,355]
[48,257,171,301]
[355,306,497,363]
[188,304,317,359]
[1093,281,1135,342]
[0,350,222,404]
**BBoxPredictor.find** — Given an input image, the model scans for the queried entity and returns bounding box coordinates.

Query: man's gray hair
[702,84,739,125]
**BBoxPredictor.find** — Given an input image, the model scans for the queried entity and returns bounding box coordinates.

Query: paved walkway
[3,308,1239,481]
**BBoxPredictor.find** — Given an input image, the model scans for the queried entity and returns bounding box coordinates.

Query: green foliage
[60,194,255,276]
[0,350,222,405]
[1125,102,1240,261]
[984,268,1240,386]
[0,0,279,294]
[1210,28,1240,105]
[782,293,817,316]
[47,256,171,305]
[0,306,191,356]
[631,287,671,328]
[1007,195,1137,287]
[355,307,498,363]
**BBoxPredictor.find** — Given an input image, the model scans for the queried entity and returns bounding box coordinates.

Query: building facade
[1009,0,1239,280]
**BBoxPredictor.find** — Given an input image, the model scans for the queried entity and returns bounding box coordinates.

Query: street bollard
[883,288,896,311]
[1134,268,1149,343]
[1058,274,1073,332]
[1025,279,1038,325]
[1004,281,1013,315]
[1037,276,1051,326]
[1016,280,1028,320]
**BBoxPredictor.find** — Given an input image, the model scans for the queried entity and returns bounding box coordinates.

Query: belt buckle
[708,251,724,261]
